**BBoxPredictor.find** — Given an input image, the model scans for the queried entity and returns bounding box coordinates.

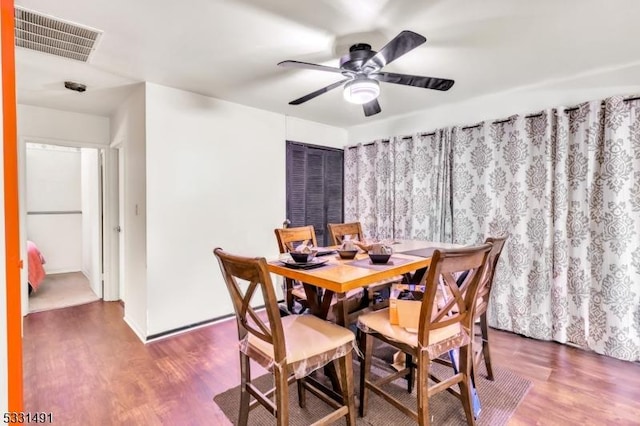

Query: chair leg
[416,351,430,425]
[296,378,306,408]
[405,353,414,393]
[238,352,251,426]
[358,331,373,418]
[338,350,356,426]
[274,367,290,426]
[458,346,477,426]
[480,313,494,380]
[284,278,294,313]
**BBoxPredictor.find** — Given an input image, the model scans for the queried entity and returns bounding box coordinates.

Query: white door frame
[19,136,120,314]
[105,140,122,302]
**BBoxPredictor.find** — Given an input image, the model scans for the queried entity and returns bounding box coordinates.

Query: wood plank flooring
[23,301,640,425]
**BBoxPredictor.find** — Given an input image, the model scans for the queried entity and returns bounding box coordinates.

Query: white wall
[348,65,640,142]
[144,83,346,336]
[18,105,110,146]
[25,145,82,274]
[110,84,147,339]
[145,83,284,335]
[285,116,347,148]
[81,148,101,297]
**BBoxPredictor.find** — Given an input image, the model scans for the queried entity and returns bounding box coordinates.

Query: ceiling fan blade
[278,60,344,74]
[372,72,454,91]
[363,99,381,117]
[362,30,426,70]
[289,78,350,105]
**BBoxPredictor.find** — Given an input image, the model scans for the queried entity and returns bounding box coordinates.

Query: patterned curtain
[344,95,640,362]
[453,97,640,361]
[344,140,394,240]
[344,132,453,242]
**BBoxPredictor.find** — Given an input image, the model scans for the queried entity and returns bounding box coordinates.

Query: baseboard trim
[145,313,236,342]
[123,315,147,343]
[47,269,82,275]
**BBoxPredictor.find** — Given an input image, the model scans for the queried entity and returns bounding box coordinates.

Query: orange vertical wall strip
[1,0,22,410]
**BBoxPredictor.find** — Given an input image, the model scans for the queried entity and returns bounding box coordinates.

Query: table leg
[332,291,349,327]
[408,266,429,284]
[302,284,334,319]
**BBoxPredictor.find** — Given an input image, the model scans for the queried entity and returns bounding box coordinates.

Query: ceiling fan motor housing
[339,44,377,72]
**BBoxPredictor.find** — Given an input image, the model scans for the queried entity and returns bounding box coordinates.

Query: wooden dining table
[267,240,461,326]
[267,239,461,401]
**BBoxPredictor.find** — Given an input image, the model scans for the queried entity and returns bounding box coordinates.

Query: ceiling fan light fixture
[343,78,379,104]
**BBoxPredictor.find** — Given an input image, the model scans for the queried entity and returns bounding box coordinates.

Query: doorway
[23,142,102,312]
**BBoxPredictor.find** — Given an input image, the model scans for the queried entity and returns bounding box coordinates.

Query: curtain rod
[348,131,436,148]
[348,95,640,145]
[461,95,640,130]
[563,95,640,112]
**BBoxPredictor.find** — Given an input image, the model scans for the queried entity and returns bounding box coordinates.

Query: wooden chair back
[327,222,364,246]
[213,248,286,364]
[418,243,492,347]
[274,225,318,253]
[475,236,507,318]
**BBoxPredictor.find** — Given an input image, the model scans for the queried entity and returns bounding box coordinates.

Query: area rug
[214,344,532,425]
[29,272,100,313]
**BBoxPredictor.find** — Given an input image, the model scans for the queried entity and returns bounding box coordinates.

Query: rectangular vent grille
[14,6,102,62]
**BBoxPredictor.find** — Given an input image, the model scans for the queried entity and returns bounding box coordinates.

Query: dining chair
[327,222,364,246]
[213,247,356,426]
[274,225,317,314]
[473,236,507,381]
[327,221,404,309]
[357,243,492,425]
[275,225,366,321]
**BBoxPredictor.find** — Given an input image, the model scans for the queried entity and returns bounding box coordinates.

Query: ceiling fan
[278,30,454,117]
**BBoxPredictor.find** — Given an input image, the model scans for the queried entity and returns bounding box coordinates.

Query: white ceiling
[15,0,640,127]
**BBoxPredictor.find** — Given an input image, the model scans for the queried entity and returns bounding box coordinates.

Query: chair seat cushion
[357,308,470,360]
[246,314,355,378]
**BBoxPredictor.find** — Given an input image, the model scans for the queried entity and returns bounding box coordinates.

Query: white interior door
[100,146,121,302]
[118,147,125,303]
[19,139,28,317]
[80,147,102,298]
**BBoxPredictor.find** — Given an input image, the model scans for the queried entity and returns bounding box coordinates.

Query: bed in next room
[27,240,46,294]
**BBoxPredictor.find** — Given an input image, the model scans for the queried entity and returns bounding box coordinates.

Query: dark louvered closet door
[286,141,343,247]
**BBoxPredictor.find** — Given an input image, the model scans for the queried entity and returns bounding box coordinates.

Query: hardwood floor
[23,301,640,425]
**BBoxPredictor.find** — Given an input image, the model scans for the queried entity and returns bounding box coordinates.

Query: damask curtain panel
[451,114,558,343]
[453,97,639,361]
[580,97,640,360]
[406,130,453,242]
[344,132,453,242]
[344,140,394,240]
[344,95,640,362]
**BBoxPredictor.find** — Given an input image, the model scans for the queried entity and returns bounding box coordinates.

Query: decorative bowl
[337,249,358,260]
[290,251,316,263]
[368,253,391,264]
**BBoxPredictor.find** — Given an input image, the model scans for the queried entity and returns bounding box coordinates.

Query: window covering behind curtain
[286,141,344,246]
[344,95,640,362]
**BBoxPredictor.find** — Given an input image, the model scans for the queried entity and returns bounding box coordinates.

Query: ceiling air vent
[14,6,102,62]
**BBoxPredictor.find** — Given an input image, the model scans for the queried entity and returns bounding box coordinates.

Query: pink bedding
[27,240,46,291]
